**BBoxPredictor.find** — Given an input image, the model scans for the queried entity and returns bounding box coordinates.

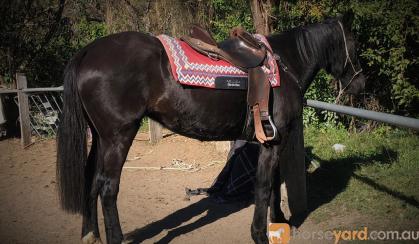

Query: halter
[273,21,363,103]
[335,21,363,103]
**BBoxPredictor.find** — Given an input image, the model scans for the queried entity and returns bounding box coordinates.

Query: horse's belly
[148,87,248,141]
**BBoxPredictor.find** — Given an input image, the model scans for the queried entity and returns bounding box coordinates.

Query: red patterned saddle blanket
[157,34,280,89]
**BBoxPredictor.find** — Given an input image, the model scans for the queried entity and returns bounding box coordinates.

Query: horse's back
[77,31,163,80]
[70,31,247,140]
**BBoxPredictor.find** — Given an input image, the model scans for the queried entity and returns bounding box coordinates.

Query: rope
[335,21,363,104]
[123,159,224,173]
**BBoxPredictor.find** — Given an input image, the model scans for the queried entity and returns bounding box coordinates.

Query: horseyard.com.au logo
[268,223,419,244]
[268,223,290,244]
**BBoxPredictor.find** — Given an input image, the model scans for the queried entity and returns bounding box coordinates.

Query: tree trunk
[104,0,212,36]
[249,0,275,35]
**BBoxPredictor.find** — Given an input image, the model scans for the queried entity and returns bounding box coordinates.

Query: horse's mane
[270,17,348,74]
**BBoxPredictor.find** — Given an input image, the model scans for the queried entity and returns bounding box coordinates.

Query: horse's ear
[341,10,355,27]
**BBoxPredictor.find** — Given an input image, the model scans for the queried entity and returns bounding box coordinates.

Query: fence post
[16,73,31,147]
[149,118,162,144]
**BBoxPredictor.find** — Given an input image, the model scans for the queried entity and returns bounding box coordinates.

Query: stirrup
[264,116,278,141]
[253,104,278,143]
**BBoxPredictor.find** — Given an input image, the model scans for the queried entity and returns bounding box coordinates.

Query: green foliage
[210,0,254,41]
[71,17,108,49]
[303,70,342,128]
[1,0,417,123]
[0,1,66,85]
[0,1,108,87]
[25,24,75,87]
[274,0,342,30]
[352,0,419,115]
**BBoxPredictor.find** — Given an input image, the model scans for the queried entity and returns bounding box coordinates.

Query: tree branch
[20,0,66,70]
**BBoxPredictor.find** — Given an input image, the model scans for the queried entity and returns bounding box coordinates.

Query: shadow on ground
[306,146,418,214]
[125,145,418,243]
[125,198,251,243]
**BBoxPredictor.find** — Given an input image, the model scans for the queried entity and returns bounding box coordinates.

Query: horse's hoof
[251,225,269,244]
[82,232,103,244]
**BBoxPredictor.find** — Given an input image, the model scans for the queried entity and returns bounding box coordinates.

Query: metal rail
[2,86,419,142]
[0,89,18,94]
[1,83,64,145]
[0,87,63,94]
[306,99,419,131]
[22,87,63,92]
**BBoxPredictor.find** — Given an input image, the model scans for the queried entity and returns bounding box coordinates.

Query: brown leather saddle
[181,25,277,143]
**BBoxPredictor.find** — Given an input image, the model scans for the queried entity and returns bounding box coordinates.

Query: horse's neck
[286,53,320,94]
[289,23,340,93]
[296,63,320,94]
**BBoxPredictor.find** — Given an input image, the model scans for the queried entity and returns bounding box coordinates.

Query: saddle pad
[157,34,280,89]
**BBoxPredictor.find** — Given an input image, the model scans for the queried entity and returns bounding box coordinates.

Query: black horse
[56,15,365,244]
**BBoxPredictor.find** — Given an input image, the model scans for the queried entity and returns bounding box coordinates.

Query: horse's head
[329,14,366,95]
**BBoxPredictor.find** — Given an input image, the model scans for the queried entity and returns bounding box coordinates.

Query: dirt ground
[0,132,381,244]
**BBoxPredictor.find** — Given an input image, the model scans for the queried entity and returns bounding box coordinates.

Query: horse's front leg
[251,145,280,244]
[269,168,288,223]
[271,118,307,226]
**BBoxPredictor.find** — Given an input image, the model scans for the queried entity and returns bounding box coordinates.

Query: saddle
[181,25,277,143]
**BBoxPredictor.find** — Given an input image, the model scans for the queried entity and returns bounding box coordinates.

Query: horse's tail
[56,52,87,214]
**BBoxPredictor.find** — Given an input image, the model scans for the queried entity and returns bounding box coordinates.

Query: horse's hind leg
[82,127,102,244]
[94,122,140,244]
[251,145,280,244]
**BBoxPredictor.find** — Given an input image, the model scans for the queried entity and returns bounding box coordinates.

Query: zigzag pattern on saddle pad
[157,34,280,89]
